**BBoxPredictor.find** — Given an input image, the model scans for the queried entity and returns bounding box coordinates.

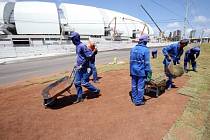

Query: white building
[0,1,154,45]
[14,1,60,34]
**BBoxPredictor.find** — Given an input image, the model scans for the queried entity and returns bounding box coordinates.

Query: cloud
[204,29,210,37]
[204,28,210,33]
[194,16,210,24]
[1,0,16,1]
[166,22,181,29]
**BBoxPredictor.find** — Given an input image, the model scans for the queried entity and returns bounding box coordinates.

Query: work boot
[171,84,176,88]
[94,89,101,95]
[74,96,84,104]
[135,101,145,106]
[93,80,100,83]
[166,84,172,90]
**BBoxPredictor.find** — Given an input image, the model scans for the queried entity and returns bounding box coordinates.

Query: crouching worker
[87,40,99,83]
[151,48,158,58]
[184,46,200,72]
[69,32,100,104]
[162,39,189,90]
[130,35,152,106]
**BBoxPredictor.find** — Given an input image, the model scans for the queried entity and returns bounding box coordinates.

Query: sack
[168,62,184,78]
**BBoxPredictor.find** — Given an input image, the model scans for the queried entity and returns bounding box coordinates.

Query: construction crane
[122,17,150,35]
[106,17,123,41]
[107,17,117,37]
[140,4,165,39]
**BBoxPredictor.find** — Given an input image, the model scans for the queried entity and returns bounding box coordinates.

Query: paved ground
[0,49,130,85]
[0,69,189,140]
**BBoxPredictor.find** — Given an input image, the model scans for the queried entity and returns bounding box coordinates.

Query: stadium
[0,1,154,46]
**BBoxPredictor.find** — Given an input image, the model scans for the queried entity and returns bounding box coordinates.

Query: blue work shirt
[152,48,158,53]
[185,46,200,59]
[71,35,95,68]
[130,43,151,77]
[162,42,184,65]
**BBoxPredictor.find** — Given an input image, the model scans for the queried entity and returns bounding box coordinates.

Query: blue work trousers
[131,75,145,104]
[74,68,98,98]
[88,63,98,82]
[184,56,196,70]
[164,61,173,89]
[152,51,157,58]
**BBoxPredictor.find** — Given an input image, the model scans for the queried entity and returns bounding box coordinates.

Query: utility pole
[200,29,205,44]
[183,0,189,39]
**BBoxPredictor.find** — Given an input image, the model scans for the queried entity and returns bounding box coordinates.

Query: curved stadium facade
[0,2,158,60]
[0,1,153,37]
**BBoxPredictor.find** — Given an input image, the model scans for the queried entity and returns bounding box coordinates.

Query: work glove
[146,71,152,82]
[93,48,98,55]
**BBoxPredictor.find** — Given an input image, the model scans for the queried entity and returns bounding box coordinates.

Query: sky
[3,0,210,37]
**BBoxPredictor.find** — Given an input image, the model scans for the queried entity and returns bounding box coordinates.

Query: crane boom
[140,4,162,33]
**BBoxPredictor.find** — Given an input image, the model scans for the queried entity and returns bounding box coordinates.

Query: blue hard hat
[139,35,149,42]
[193,46,200,51]
[68,31,80,39]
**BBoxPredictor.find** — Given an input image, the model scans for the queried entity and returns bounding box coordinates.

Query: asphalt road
[0,49,130,85]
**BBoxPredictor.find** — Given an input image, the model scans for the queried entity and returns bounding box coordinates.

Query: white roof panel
[0,2,6,24]
[60,3,104,35]
[14,2,60,34]
[98,8,154,37]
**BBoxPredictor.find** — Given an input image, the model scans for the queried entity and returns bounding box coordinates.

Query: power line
[149,0,183,18]
[150,0,194,30]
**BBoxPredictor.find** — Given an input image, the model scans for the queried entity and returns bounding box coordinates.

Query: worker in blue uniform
[151,48,158,58]
[130,35,152,106]
[184,46,200,72]
[87,41,99,83]
[69,32,100,103]
[162,39,189,90]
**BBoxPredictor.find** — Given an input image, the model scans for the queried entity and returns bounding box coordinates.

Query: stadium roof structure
[0,1,154,36]
[14,1,60,34]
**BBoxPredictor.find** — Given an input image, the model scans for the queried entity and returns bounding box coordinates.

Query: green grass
[163,43,210,140]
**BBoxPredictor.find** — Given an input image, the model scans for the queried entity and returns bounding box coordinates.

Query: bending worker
[130,35,152,106]
[87,40,99,83]
[184,46,200,72]
[151,48,158,58]
[69,32,100,104]
[162,39,189,90]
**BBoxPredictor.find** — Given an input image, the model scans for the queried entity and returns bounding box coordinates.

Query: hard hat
[87,40,96,51]
[193,46,200,52]
[180,39,189,46]
[139,35,149,42]
[68,31,80,39]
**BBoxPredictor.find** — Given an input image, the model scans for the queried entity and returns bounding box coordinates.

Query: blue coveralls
[71,35,99,99]
[162,43,184,88]
[87,52,98,82]
[184,46,200,71]
[152,48,158,58]
[130,42,151,105]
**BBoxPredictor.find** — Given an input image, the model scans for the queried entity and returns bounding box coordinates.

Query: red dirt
[0,69,189,140]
